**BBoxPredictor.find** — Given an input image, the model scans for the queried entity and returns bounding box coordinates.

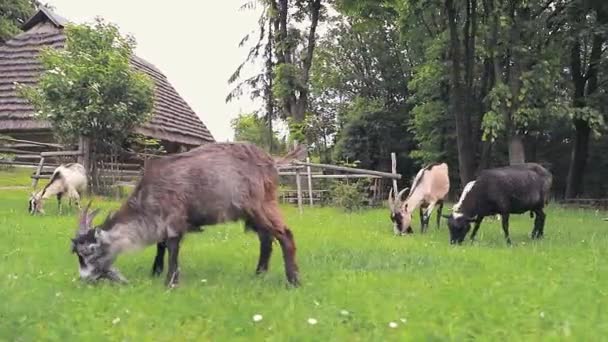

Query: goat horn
[397,187,409,201]
[78,200,93,232]
[86,208,101,228]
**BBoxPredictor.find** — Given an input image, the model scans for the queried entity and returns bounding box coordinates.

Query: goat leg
[531,209,546,239]
[256,229,273,274]
[436,200,444,229]
[151,241,166,277]
[276,228,299,287]
[470,217,484,241]
[501,213,512,245]
[165,236,182,288]
[419,206,425,233]
[57,193,63,215]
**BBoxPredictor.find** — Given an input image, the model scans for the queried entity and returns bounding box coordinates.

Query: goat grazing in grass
[444,163,552,245]
[71,142,306,288]
[29,163,87,215]
[389,163,450,235]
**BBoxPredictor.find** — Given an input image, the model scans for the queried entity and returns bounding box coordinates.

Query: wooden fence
[278,154,402,213]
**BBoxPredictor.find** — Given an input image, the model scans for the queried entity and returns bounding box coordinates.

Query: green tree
[19,19,154,191]
[0,0,38,42]
[231,113,286,153]
[20,18,154,146]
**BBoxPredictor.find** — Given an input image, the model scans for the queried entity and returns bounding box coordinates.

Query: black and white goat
[444,163,552,245]
[389,163,450,234]
[29,163,87,215]
[71,142,305,288]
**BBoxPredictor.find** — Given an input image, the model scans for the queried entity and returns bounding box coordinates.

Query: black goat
[444,163,552,245]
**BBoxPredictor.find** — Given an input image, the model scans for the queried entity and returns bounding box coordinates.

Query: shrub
[332,181,366,212]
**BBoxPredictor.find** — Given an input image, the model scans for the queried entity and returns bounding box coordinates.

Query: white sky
[45,0,264,142]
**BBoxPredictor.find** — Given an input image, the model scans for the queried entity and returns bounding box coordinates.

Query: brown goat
[71,142,305,287]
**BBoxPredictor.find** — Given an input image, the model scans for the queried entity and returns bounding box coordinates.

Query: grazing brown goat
[71,142,305,287]
[389,163,450,234]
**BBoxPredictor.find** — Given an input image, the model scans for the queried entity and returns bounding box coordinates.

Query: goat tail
[274,144,307,166]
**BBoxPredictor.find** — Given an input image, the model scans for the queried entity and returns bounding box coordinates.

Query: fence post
[306,157,314,206]
[391,152,399,195]
[31,156,45,189]
[293,140,303,214]
[78,136,92,195]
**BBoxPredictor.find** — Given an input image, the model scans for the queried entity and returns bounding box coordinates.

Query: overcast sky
[45,0,263,141]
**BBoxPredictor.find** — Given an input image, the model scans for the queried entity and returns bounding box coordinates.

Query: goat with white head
[388,163,450,235]
[29,163,87,215]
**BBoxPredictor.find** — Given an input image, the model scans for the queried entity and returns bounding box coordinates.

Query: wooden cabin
[0,7,214,153]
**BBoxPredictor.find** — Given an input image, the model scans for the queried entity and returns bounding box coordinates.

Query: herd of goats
[25,142,553,288]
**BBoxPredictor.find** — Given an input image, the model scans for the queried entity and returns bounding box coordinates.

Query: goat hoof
[151,267,163,277]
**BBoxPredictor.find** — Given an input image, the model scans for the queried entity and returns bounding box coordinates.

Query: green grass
[0,167,42,188]
[1,172,608,341]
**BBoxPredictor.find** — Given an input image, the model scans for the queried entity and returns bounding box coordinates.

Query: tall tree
[227,1,278,151]
[565,0,608,198]
[444,0,478,184]
[271,0,324,127]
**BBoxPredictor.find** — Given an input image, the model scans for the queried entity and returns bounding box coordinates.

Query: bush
[332,181,366,212]
[0,153,15,170]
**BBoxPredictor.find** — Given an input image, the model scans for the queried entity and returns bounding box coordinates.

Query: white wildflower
[400,318,407,324]
[340,310,349,316]
[540,312,545,318]
[307,318,318,325]
[252,314,263,322]
[112,317,121,325]
[388,322,398,328]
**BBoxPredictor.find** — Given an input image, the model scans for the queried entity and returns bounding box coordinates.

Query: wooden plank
[41,150,82,157]
[311,174,381,179]
[0,137,65,149]
[0,147,39,154]
[292,161,401,179]
[391,152,399,195]
[0,160,59,168]
[295,168,303,214]
[32,156,44,188]
[14,154,43,159]
[279,171,323,176]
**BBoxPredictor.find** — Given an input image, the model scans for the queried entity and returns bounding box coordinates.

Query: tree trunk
[566,120,590,198]
[565,4,606,198]
[505,2,527,165]
[508,134,525,165]
[265,16,275,153]
[445,0,477,185]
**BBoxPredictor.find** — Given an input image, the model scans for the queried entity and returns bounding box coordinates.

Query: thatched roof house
[0,8,214,151]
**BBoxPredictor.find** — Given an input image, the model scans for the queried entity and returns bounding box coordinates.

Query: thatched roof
[0,8,214,146]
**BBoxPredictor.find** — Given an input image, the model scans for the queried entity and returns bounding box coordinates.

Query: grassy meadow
[1,167,608,341]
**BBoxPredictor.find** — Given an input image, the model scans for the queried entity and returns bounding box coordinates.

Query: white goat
[29,163,88,215]
[389,163,450,234]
